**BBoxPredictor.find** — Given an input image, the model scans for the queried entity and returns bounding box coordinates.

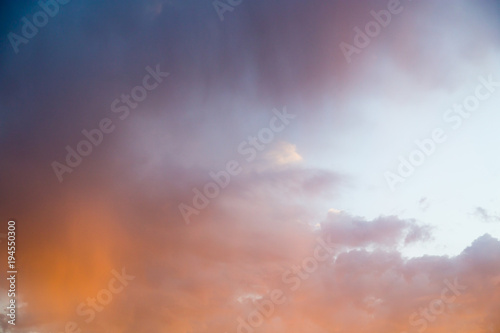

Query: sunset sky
[0,0,499,332]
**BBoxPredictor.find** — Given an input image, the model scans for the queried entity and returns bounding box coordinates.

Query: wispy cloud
[474,207,500,223]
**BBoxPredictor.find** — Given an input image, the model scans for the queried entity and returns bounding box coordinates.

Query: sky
[0,0,499,332]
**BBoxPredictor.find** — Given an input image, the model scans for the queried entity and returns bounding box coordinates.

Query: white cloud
[265,142,303,166]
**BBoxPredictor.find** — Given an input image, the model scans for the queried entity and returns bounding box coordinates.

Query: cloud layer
[1,0,500,332]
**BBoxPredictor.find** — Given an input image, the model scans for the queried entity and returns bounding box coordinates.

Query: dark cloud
[320,211,432,248]
[1,0,500,332]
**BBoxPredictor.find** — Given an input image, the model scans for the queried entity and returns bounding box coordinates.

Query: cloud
[0,162,497,333]
[418,197,430,212]
[264,141,303,166]
[319,211,432,249]
[474,207,500,223]
[0,0,500,332]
